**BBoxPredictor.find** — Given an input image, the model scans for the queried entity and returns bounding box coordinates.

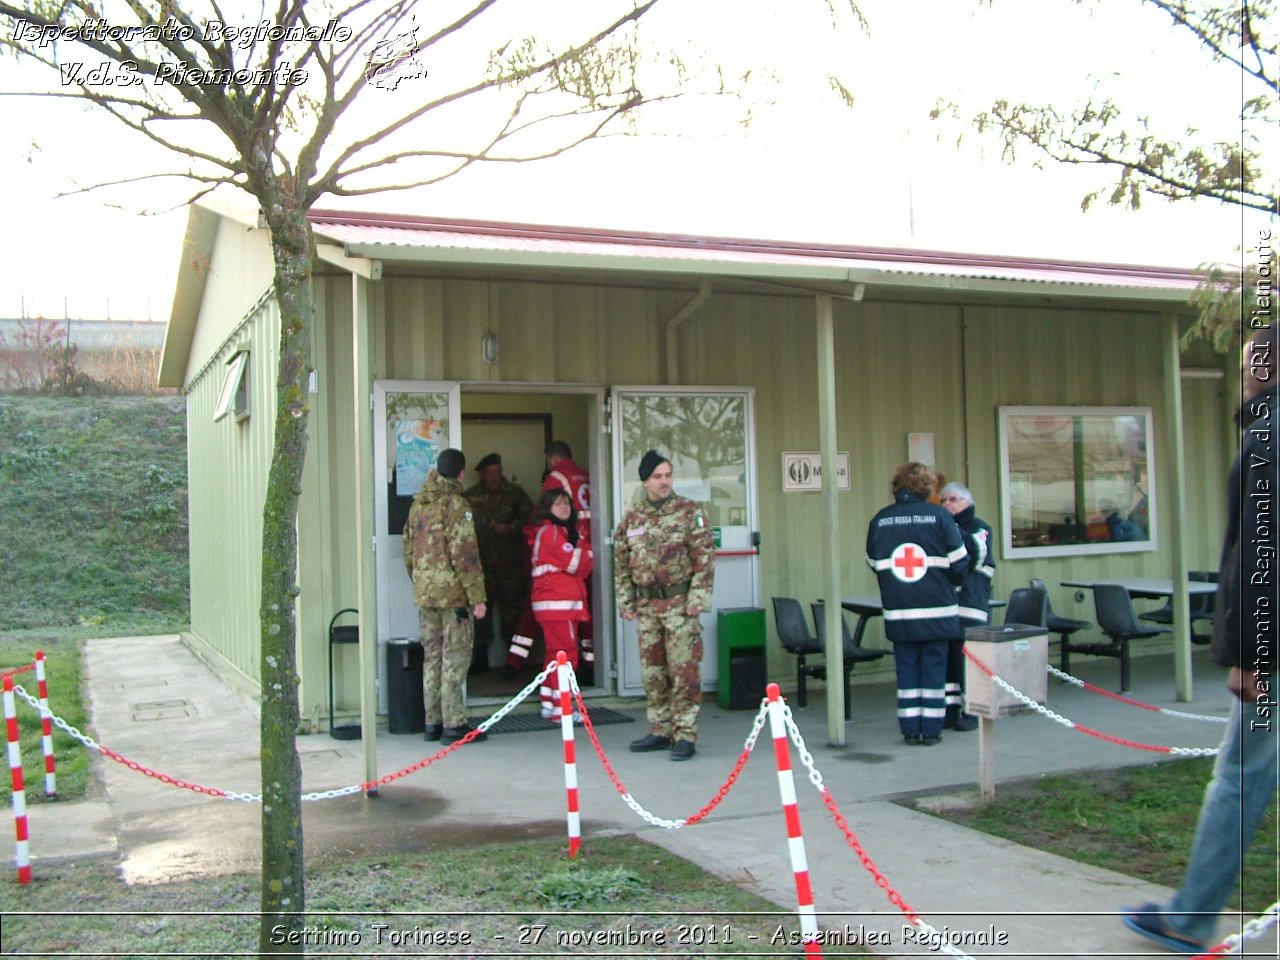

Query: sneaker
[952,714,979,732]
[919,735,942,746]
[540,705,554,720]
[423,723,443,742]
[441,723,487,744]
[1122,904,1207,955]
[904,734,924,746]
[629,732,672,752]
[670,739,696,761]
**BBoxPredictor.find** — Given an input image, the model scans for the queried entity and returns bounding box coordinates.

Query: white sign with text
[782,452,850,491]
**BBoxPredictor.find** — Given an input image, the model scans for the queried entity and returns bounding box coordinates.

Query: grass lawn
[909,758,1278,919]
[0,836,819,957]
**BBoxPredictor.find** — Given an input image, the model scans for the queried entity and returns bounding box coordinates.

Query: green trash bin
[717,607,767,709]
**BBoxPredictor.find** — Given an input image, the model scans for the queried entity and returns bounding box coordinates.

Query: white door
[373,380,461,712]
[610,388,760,696]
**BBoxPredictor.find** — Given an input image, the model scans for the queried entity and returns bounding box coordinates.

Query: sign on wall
[782,452,850,492]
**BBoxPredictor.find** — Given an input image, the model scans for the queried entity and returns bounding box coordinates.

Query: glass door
[373,381,461,711]
[610,388,759,696]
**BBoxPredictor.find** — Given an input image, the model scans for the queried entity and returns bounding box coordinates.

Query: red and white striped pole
[766,682,821,956]
[4,674,32,884]
[34,650,56,798]
[556,652,582,859]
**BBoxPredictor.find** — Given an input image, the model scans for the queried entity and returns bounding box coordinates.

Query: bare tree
[934,1,1276,349]
[1,0,862,951]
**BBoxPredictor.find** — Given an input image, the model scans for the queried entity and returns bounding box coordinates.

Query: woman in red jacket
[529,488,594,719]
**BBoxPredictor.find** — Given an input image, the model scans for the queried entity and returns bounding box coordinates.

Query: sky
[0,0,1268,322]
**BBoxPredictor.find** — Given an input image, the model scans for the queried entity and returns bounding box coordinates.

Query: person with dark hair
[866,462,969,746]
[1123,324,1279,954]
[615,450,716,761]
[465,452,533,674]
[542,441,595,675]
[527,488,594,720]
[938,480,995,733]
[402,448,488,744]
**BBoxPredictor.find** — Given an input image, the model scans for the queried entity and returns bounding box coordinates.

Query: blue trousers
[1162,695,1278,944]
[893,639,948,738]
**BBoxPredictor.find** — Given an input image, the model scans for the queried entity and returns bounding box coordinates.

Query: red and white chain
[1047,665,1229,723]
[966,660,1219,757]
[570,669,769,829]
[1194,901,1280,957]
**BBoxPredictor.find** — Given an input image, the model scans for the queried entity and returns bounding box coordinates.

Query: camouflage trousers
[636,603,703,742]
[419,607,473,728]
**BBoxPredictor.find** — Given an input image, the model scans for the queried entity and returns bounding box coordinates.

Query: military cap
[475,452,502,472]
[638,449,669,481]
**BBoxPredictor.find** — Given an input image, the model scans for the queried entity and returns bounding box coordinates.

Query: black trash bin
[386,637,425,734]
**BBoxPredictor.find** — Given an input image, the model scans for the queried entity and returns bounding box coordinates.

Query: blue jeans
[1162,695,1279,943]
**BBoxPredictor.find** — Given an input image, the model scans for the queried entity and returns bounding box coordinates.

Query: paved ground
[14,634,1269,958]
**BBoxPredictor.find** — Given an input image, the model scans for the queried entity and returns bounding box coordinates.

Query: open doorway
[460,388,605,705]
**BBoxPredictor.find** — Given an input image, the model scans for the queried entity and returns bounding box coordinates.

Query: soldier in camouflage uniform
[465,452,534,673]
[614,450,716,761]
[403,448,489,745]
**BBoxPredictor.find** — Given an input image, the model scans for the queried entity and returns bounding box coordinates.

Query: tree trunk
[256,200,314,955]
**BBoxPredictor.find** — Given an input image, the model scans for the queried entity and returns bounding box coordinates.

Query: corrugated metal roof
[307,209,1206,297]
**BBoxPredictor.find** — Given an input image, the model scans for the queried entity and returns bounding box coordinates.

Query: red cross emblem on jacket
[891,542,928,583]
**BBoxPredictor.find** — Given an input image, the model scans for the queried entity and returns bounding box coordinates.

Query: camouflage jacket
[613,494,716,616]
[403,471,487,610]
[464,479,534,569]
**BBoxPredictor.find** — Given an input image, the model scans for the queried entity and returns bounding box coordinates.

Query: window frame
[997,405,1157,559]
[213,349,250,423]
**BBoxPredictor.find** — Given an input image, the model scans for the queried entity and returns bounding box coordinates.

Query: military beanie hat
[638,449,669,481]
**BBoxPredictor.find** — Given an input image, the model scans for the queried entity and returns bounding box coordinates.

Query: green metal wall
[186,264,1230,707]
[185,295,279,690]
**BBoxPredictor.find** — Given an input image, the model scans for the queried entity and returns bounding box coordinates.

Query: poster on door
[395,419,443,495]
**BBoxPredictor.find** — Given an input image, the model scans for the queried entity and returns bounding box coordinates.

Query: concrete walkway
[15,634,1262,958]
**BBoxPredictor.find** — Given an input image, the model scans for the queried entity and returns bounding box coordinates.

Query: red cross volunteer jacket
[865,491,970,644]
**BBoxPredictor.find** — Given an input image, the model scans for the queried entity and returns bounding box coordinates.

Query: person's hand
[621,610,636,621]
[685,605,701,618]
[1228,666,1263,702]
[473,602,487,620]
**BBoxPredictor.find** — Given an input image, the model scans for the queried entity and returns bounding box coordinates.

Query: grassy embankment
[0,395,190,802]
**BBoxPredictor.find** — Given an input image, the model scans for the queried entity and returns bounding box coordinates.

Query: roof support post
[352,273,381,786]
[1163,313,1193,702]
[664,280,711,384]
[816,292,845,743]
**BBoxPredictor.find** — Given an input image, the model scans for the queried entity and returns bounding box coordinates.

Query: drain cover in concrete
[132,698,193,721]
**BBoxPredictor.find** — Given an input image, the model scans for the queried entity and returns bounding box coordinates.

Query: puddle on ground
[838,752,894,763]
[118,787,563,884]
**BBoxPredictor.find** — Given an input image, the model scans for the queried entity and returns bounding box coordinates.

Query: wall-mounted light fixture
[482,332,498,363]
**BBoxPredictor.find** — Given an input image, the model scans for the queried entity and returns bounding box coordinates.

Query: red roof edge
[307,208,1213,283]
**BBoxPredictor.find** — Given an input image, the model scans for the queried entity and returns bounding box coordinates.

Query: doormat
[486,706,636,735]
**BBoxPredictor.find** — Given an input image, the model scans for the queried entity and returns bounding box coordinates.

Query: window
[998,406,1155,558]
[213,350,250,423]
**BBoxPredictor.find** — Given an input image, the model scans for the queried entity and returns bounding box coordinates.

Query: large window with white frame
[998,406,1156,558]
